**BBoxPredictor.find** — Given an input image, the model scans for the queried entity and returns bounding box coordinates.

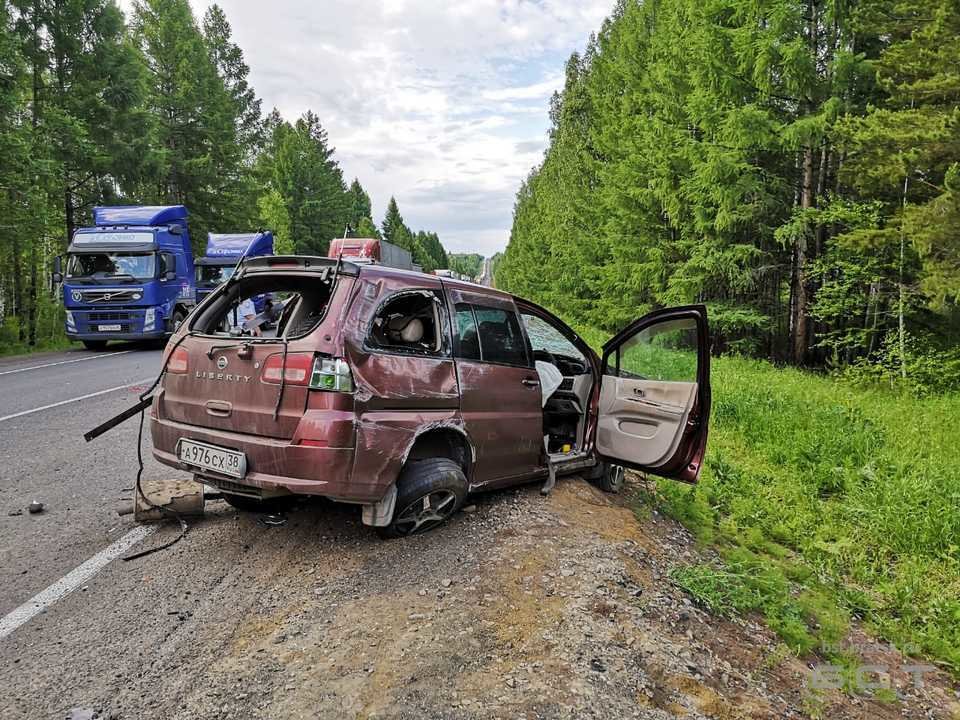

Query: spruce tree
[132,0,250,241]
[202,4,262,159]
[381,196,405,245]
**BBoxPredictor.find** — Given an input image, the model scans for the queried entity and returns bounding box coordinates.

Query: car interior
[368,292,442,354]
[190,275,333,339]
[521,313,593,458]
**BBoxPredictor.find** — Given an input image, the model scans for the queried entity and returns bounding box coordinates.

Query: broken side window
[367,291,444,355]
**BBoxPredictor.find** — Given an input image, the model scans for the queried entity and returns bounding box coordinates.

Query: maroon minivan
[150,256,710,537]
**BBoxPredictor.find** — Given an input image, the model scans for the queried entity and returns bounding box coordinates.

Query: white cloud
[121,0,612,257]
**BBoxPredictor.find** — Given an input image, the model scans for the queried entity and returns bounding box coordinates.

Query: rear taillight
[261,353,354,392]
[310,357,354,393]
[167,347,189,374]
[261,352,314,385]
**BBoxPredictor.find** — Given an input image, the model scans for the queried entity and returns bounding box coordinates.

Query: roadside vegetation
[587,320,960,674]
[663,356,960,673]
[0,1,452,353]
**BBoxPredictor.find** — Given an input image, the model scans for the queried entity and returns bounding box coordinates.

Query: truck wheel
[171,309,187,332]
[82,340,108,351]
[376,458,468,539]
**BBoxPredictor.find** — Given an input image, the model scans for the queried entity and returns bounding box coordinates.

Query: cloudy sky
[125,0,613,256]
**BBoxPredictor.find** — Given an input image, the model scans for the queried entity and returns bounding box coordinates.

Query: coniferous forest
[497,0,960,388]
[0,0,450,353]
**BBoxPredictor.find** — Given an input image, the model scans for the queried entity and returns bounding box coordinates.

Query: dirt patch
[84,477,957,720]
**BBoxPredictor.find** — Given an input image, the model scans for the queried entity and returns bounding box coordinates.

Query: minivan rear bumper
[150,414,378,503]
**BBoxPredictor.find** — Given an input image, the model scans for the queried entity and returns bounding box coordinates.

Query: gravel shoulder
[1,474,957,719]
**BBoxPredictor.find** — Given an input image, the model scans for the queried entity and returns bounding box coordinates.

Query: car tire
[596,462,625,493]
[222,493,295,513]
[82,340,108,351]
[376,458,468,539]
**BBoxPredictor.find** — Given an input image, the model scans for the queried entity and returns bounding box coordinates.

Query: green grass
[577,322,960,673]
[0,331,74,357]
[0,310,74,357]
[659,356,960,671]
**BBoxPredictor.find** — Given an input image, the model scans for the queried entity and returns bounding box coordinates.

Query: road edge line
[0,525,158,641]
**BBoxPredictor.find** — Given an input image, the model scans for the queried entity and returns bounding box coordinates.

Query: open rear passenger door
[595,305,710,483]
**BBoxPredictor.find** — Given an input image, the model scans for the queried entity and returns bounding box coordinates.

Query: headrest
[387,315,424,343]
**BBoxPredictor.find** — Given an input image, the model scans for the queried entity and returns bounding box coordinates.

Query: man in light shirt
[230,296,259,336]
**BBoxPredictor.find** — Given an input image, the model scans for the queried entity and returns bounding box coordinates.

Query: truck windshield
[196,264,236,287]
[66,253,156,282]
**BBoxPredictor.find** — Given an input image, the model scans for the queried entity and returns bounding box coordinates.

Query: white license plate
[177,439,246,479]
[98,324,122,331]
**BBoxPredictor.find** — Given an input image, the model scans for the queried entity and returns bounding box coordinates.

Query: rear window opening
[189,274,335,339]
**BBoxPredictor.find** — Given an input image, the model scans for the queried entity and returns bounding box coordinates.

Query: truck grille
[88,311,133,322]
[74,289,142,304]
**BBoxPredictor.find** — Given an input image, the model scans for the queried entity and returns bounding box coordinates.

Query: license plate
[98,324,122,331]
[177,439,246,479]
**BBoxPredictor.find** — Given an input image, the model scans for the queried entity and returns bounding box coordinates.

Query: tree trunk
[792,0,819,366]
[27,0,42,346]
[12,235,24,342]
[898,173,909,380]
[27,243,38,346]
[793,144,815,365]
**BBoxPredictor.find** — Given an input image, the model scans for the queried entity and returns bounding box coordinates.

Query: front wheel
[594,462,625,493]
[82,340,108,351]
[376,458,468,539]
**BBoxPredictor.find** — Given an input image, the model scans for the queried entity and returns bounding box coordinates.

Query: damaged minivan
[150,256,711,537]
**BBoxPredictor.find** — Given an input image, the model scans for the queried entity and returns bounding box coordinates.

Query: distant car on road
[150,257,711,537]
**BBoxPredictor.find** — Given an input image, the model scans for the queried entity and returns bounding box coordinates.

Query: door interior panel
[597,377,697,468]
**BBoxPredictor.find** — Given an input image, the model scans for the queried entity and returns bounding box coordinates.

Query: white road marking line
[0,525,158,640]
[0,350,133,376]
[0,378,152,424]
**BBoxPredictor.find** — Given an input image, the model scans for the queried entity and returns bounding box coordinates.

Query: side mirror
[52,256,63,284]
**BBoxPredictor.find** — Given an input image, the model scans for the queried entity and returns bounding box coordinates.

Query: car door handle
[521,378,540,387]
[205,400,232,417]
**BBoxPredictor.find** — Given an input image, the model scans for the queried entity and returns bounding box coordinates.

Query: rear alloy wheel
[82,340,108,351]
[377,458,468,539]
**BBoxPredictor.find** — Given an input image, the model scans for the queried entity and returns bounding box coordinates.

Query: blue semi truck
[195,231,274,309]
[53,205,197,350]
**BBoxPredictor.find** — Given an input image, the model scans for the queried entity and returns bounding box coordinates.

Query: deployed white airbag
[535,360,563,408]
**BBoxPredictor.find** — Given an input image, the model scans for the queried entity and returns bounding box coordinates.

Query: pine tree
[260,111,348,254]
[381,196,406,245]
[354,216,381,239]
[132,0,251,242]
[346,178,373,229]
[202,4,262,159]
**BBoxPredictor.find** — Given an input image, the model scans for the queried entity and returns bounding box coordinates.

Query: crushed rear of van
[150,257,365,503]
